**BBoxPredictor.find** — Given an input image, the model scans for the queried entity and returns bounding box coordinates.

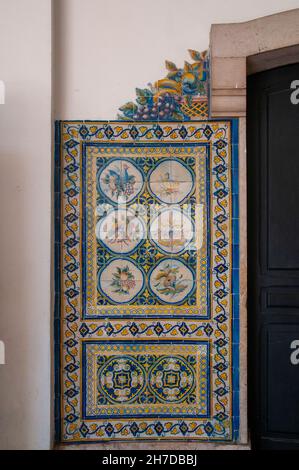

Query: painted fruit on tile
[149,258,194,304]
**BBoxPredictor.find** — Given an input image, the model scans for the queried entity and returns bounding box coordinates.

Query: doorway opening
[247,62,299,449]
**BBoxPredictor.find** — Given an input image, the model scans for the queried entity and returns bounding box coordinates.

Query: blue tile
[232,318,240,344]
[231,118,239,146]
[232,293,240,320]
[232,269,240,294]
[232,193,239,218]
[232,219,239,244]
[231,143,239,169]
[232,168,239,195]
[232,243,239,268]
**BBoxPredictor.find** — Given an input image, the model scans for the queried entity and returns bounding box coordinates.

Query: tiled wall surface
[55,120,239,443]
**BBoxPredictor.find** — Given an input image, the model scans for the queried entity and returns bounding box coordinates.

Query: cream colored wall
[0,0,52,450]
[0,0,298,451]
[54,0,299,119]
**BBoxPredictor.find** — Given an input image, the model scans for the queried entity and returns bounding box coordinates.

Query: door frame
[209,8,299,446]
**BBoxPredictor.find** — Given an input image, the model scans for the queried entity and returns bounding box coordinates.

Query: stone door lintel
[210,8,299,117]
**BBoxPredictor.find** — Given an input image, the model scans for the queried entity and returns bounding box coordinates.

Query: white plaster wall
[0,0,52,449]
[54,0,299,119]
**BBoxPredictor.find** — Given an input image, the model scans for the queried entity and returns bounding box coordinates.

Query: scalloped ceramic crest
[55,120,239,442]
[118,49,209,121]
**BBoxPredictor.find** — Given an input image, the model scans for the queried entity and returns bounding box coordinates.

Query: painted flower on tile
[111,265,136,295]
[98,258,145,303]
[118,49,209,121]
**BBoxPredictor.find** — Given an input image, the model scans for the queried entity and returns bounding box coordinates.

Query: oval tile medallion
[98,158,144,204]
[96,208,146,254]
[98,258,145,304]
[149,207,194,254]
[148,159,194,204]
[148,258,195,304]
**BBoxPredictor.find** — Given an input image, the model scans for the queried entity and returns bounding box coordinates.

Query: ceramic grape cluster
[118,49,208,121]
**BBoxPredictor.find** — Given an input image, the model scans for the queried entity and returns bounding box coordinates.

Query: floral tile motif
[55,121,239,442]
[98,259,145,303]
[83,341,209,419]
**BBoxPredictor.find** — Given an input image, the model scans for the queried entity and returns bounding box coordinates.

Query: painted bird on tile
[104,164,136,199]
[159,172,180,197]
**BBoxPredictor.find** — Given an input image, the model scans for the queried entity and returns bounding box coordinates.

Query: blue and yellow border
[54,120,239,443]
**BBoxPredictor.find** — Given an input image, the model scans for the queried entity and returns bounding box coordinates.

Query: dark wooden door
[248,63,299,449]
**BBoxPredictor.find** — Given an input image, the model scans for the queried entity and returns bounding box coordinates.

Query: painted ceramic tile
[118,49,209,121]
[84,144,207,318]
[83,342,209,419]
[55,121,239,442]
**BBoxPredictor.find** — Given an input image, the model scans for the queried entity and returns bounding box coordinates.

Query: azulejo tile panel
[83,341,209,420]
[84,143,207,318]
[55,121,239,442]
